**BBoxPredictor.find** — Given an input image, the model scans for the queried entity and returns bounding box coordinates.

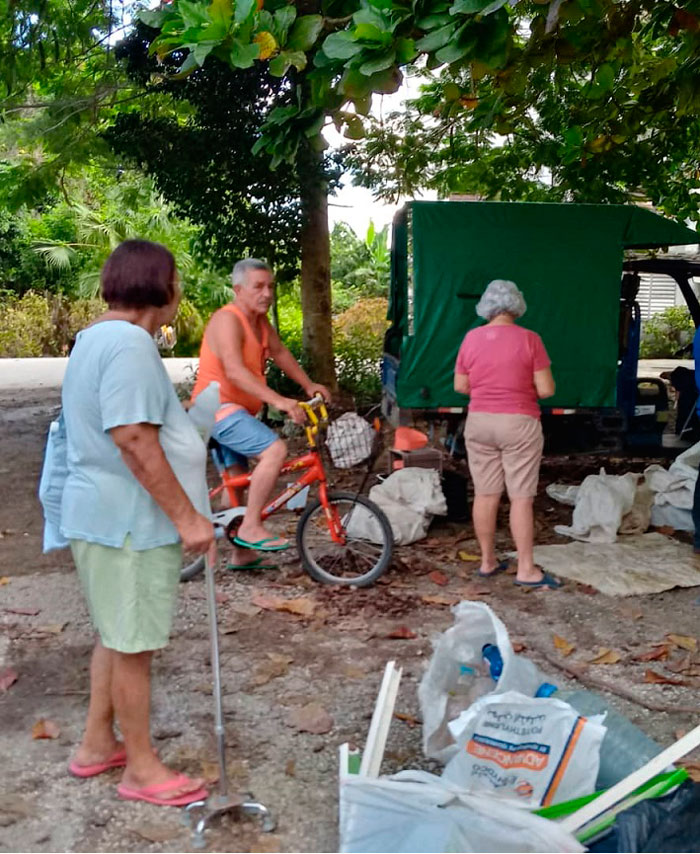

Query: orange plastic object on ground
[393,427,428,452]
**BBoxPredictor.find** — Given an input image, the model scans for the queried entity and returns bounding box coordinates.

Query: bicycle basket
[325,412,378,469]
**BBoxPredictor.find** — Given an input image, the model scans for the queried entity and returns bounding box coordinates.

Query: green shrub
[0,291,103,356]
[640,306,695,358]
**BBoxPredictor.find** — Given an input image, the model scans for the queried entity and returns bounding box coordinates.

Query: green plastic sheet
[391,202,698,410]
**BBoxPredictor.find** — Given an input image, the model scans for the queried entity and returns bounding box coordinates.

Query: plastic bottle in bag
[535,683,662,789]
[446,664,494,722]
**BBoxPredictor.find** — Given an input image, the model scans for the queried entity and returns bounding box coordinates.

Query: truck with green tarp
[382,201,700,450]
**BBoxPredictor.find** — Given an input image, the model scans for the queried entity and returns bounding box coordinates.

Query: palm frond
[32,241,78,270]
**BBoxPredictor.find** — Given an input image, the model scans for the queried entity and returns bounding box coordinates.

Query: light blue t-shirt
[60,321,210,550]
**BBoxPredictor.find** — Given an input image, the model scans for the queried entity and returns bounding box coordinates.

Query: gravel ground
[1,386,700,853]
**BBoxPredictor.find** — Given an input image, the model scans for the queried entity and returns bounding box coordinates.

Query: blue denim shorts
[210,409,279,470]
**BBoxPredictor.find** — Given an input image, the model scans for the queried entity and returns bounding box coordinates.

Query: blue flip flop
[232,535,290,552]
[477,559,510,578]
[514,571,562,590]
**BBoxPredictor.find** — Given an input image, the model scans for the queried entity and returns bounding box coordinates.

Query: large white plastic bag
[38,412,70,552]
[443,691,606,807]
[419,602,544,762]
[339,770,584,853]
[554,468,639,543]
[346,467,447,545]
[327,412,375,468]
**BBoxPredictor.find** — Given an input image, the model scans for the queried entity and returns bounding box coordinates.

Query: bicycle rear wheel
[296,491,393,587]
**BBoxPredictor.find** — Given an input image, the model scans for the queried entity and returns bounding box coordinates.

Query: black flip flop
[514,570,562,590]
[477,559,510,578]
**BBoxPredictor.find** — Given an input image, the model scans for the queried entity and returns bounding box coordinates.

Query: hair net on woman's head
[475,279,527,320]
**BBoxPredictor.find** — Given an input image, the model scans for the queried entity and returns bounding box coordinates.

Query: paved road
[0,356,692,392]
[0,357,199,391]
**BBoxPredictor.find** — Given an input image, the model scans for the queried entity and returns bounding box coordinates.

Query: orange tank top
[192,303,270,417]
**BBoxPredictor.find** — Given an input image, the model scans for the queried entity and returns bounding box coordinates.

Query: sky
[324,75,437,239]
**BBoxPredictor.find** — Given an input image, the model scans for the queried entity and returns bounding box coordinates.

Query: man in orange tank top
[191,259,330,561]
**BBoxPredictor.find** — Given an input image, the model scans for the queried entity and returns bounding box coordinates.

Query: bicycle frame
[207,398,346,544]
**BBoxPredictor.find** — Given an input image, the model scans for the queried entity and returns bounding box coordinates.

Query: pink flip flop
[117,774,208,807]
[69,749,127,778]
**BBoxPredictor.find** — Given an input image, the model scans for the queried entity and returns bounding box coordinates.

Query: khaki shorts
[465,412,544,499]
[70,537,182,654]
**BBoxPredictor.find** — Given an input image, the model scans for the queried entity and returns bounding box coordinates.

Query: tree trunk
[298,145,337,390]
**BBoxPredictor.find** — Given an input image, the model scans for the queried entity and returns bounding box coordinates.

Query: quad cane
[183,551,275,848]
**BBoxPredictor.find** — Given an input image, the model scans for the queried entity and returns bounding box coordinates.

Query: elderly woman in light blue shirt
[60,240,213,807]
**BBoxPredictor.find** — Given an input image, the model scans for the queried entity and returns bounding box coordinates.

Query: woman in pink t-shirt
[454,279,561,589]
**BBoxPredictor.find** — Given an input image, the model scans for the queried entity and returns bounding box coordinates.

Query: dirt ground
[1,386,700,853]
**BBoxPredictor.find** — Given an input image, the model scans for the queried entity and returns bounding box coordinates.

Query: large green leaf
[480,0,509,15]
[449,0,493,13]
[208,0,233,26]
[415,23,458,52]
[595,63,615,91]
[286,15,323,51]
[229,38,260,67]
[340,67,374,98]
[138,9,168,29]
[344,115,366,139]
[234,0,256,24]
[178,0,213,30]
[322,31,364,60]
[395,37,418,64]
[367,66,403,94]
[354,22,389,42]
[193,40,218,65]
[359,48,396,75]
[274,4,297,38]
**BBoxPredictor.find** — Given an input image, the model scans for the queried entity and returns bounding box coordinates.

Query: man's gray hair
[476,279,527,321]
[231,258,272,286]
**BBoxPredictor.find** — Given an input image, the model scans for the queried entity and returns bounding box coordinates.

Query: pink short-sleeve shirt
[454,324,551,419]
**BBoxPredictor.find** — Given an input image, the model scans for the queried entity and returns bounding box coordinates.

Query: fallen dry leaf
[589,648,622,665]
[250,653,293,686]
[458,551,480,562]
[553,634,576,657]
[460,582,492,598]
[32,719,60,739]
[284,759,296,777]
[394,712,422,727]
[0,668,18,692]
[674,729,687,741]
[0,577,9,586]
[230,602,262,617]
[644,669,688,686]
[512,642,527,653]
[3,607,40,616]
[285,702,333,734]
[666,654,700,675]
[428,570,449,586]
[250,834,282,853]
[342,665,367,679]
[576,584,598,596]
[667,634,697,652]
[34,622,67,635]
[200,760,221,785]
[250,593,316,618]
[131,823,181,844]
[421,593,459,607]
[618,605,644,620]
[635,645,670,662]
[385,626,417,640]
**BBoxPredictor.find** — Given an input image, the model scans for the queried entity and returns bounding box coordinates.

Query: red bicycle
[181,397,394,586]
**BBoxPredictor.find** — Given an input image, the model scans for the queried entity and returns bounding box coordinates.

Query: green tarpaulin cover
[389,202,698,410]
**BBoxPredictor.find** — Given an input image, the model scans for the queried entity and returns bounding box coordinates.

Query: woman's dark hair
[101,239,176,309]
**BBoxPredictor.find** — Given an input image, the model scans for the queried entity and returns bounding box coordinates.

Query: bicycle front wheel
[296,491,393,587]
[180,553,205,582]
